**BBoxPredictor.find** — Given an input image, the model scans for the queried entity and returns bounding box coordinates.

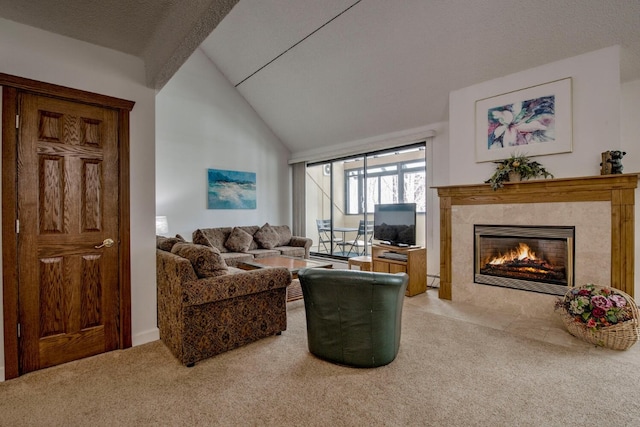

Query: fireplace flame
[488,242,538,265]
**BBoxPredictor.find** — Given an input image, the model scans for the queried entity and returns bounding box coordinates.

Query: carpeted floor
[1,296,640,426]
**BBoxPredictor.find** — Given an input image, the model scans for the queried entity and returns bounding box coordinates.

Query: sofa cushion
[171,243,229,278]
[220,252,254,268]
[272,225,293,247]
[248,249,281,258]
[239,225,260,250]
[157,235,185,252]
[193,228,233,253]
[277,246,306,258]
[225,227,254,252]
[254,223,281,249]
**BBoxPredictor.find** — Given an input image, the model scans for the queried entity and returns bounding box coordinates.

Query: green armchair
[297,268,408,368]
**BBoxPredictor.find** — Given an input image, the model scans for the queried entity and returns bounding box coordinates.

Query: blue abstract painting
[207,168,256,209]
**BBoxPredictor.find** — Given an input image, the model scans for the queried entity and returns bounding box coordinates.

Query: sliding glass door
[332,156,365,257]
[306,143,426,260]
[306,163,333,254]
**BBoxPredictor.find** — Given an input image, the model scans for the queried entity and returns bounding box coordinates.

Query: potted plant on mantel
[485,153,554,190]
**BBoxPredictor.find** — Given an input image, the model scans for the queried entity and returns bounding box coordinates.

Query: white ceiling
[1,0,639,156]
[0,0,239,89]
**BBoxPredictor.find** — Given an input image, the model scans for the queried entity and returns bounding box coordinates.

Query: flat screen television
[373,203,417,246]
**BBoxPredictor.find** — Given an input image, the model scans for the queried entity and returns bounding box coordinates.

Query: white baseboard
[132,327,160,346]
[0,366,5,382]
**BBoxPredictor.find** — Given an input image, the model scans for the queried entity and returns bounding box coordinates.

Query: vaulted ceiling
[0,0,239,90]
[1,0,639,156]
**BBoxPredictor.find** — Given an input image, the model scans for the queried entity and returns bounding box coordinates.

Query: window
[345,150,426,214]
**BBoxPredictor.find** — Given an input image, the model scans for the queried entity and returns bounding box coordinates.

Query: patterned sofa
[156,237,292,366]
[192,224,312,267]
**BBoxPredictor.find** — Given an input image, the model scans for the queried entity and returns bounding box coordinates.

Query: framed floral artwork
[475,77,572,163]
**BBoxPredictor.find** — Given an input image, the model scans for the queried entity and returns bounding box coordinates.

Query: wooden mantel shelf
[435,173,639,300]
[434,173,640,204]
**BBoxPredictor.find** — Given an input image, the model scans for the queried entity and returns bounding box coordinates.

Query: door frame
[1,73,134,379]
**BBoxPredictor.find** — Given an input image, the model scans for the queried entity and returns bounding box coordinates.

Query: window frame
[345,156,426,215]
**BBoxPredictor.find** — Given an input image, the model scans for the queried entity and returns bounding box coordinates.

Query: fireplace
[474,225,575,296]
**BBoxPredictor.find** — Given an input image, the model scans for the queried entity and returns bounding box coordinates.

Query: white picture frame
[475,77,573,163]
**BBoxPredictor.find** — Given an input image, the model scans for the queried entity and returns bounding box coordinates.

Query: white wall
[621,79,640,295]
[0,18,158,381]
[621,79,640,174]
[155,49,292,239]
[426,122,449,279]
[449,46,621,185]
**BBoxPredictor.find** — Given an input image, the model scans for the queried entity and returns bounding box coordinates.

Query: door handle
[95,238,115,249]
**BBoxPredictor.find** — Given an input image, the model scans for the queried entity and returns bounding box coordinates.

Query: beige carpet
[2,298,640,426]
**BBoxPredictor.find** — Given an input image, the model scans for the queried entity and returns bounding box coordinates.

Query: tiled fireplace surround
[436,174,638,320]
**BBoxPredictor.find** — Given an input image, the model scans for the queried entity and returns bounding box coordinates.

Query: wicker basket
[558,285,640,350]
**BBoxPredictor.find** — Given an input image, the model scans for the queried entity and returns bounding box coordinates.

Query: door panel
[17,93,120,373]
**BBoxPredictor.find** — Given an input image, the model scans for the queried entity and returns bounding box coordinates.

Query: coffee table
[238,255,332,278]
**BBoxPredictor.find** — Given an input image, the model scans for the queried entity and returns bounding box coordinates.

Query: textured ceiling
[0,0,238,89]
[1,0,639,157]
[201,0,640,156]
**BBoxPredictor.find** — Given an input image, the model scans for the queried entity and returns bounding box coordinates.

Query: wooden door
[17,93,120,373]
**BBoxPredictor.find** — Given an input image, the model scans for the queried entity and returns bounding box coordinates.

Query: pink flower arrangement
[556,284,634,330]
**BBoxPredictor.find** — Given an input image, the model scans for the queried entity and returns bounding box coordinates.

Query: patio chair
[316,219,342,253]
[337,220,374,256]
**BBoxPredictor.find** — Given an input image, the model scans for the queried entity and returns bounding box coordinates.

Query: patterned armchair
[157,244,292,366]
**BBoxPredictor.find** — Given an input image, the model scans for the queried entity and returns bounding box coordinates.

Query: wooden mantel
[435,173,639,300]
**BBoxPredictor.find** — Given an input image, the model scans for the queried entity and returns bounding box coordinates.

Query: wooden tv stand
[371,244,426,296]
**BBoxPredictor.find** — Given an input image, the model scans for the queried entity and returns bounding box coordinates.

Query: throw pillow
[193,228,232,253]
[192,229,213,247]
[224,227,253,252]
[171,243,228,278]
[254,223,281,249]
[273,225,293,247]
[239,226,260,250]
[156,235,185,252]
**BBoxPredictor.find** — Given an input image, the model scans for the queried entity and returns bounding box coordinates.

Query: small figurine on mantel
[600,150,626,175]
